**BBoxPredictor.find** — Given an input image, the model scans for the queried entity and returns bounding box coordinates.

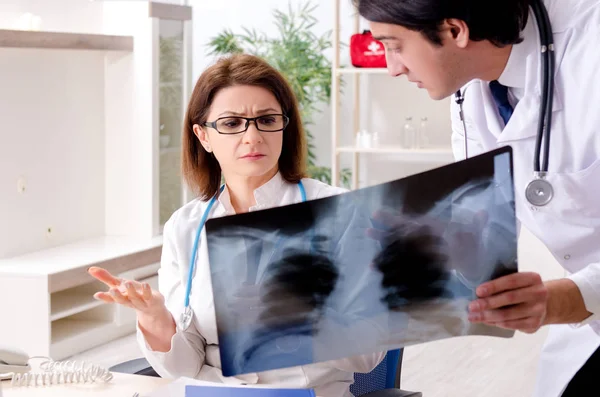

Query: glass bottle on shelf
[402,116,416,148]
[355,130,362,147]
[371,131,380,148]
[418,116,429,148]
[356,130,368,148]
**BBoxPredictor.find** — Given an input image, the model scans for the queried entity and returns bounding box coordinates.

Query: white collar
[217,171,288,214]
[497,10,538,89]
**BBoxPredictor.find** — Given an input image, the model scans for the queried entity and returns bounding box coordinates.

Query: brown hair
[182,53,307,201]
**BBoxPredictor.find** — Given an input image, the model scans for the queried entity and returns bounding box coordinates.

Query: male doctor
[353,0,600,396]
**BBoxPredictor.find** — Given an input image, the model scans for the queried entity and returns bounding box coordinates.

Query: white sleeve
[567,263,600,331]
[136,213,207,379]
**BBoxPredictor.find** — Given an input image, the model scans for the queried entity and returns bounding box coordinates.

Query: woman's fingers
[116,279,144,295]
[93,290,132,309]
[88,267,158,312]
[93,291,115,303]
[142,283,153,301]
[88,266,122,288]
[109,287,134,308]
[124,281,147,310]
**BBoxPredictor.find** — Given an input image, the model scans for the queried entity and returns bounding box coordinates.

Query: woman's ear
[193,124,212,153]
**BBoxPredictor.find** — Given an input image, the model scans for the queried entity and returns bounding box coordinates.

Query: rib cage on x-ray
[206,147,518,377]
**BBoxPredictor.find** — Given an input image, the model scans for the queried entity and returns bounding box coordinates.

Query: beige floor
[69,228,563,397]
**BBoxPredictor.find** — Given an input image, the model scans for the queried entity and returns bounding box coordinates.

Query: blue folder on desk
[185,385,315,397]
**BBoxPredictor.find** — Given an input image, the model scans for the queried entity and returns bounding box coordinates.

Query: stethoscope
[179,181,307,331]
[454,0,555,207]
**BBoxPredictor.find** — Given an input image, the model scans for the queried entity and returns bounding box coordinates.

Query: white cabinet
[0,1,193,359]
[0,236,162,360]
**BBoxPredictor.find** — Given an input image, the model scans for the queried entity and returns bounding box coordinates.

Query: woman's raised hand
[88,266,166,317]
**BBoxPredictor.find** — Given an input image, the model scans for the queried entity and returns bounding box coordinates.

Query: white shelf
[0,235,162,276]
[50,282,104,322]
[50,316,131,359]
[337,146,454,162]
[0,29,133,51]
[335,67,388,75]
[51,317,113,345]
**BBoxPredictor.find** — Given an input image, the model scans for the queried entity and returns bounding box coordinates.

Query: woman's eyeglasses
[203,114,289,135]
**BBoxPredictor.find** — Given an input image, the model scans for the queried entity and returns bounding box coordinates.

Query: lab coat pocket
[547,159,600,225]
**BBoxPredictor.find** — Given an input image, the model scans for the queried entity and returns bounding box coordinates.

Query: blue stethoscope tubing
[180,181,307,329]
[454,0,555,207]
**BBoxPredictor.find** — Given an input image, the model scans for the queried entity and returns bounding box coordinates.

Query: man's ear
[441,18,469,49]
[193,124,212,153]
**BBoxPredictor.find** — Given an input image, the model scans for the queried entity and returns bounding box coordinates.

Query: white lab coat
[450,0,600,395]
[137,172,386,397]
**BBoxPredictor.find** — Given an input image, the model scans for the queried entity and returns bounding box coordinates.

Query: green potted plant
[207,1,351,187]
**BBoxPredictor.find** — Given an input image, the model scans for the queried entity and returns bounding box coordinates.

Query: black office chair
[110,348,421,397]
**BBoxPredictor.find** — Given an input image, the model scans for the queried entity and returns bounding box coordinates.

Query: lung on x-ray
[206,146,518,377]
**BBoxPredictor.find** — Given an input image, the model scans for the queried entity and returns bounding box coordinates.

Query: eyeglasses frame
[202,114,290,135]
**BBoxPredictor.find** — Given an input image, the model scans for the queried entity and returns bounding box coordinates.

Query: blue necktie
[489,80,514,126]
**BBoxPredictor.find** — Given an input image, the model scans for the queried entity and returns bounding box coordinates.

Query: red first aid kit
[350,30,387,68]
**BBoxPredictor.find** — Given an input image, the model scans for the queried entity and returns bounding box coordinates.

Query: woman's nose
[242,122,263,144]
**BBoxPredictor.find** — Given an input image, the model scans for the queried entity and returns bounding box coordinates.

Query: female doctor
[353,0,600,396]
[88,53,385,396]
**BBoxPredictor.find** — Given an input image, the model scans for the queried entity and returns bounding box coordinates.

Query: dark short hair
[182,54,307,201]
[353,0,530,47]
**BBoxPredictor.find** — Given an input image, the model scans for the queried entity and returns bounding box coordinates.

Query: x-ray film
[206,146,518,377]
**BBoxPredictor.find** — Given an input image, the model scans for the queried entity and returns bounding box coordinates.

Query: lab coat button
[564,254,571,260]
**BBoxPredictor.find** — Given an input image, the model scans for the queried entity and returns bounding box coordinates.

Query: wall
[0,2,107,258]
[189,0,453,188]
[0,0,104,34]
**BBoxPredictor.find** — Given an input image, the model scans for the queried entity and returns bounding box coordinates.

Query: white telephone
[0,346,113,386]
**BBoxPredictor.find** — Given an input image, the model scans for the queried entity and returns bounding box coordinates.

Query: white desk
[0,373,171,397]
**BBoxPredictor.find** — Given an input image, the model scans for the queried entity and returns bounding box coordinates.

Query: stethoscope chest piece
[180,305,194,331]
[526,175,554,206]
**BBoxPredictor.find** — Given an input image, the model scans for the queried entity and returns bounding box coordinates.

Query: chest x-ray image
[206,146,518,377]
